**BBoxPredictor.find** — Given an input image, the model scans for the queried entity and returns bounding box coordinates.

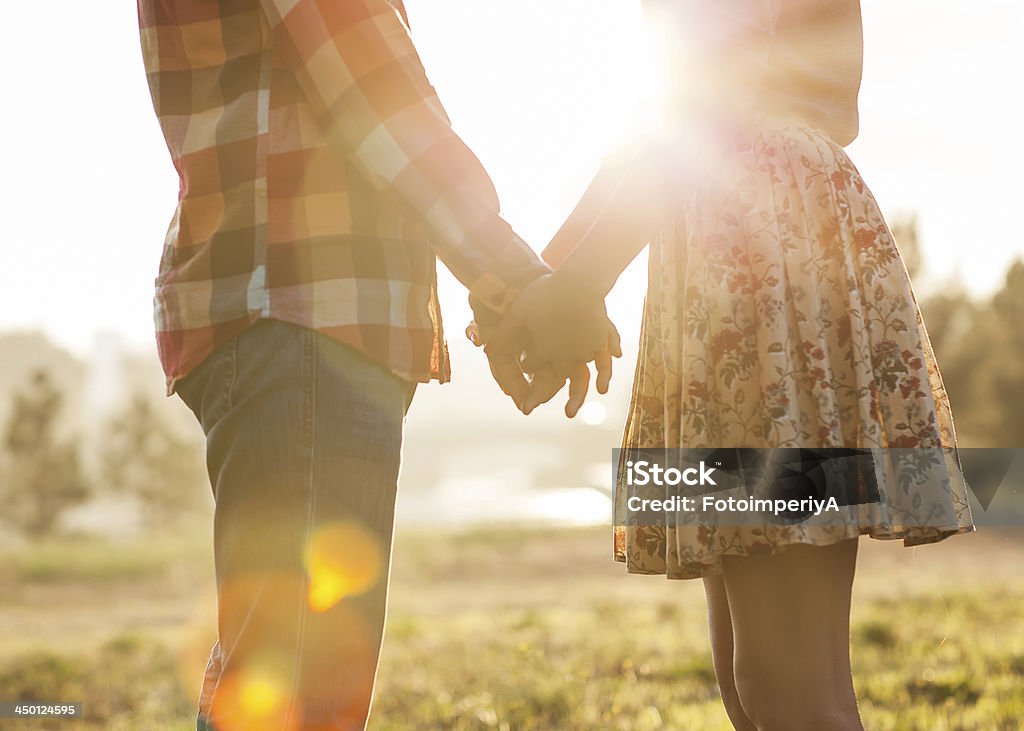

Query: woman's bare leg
[704,575,757,730]
[721,539,863,731]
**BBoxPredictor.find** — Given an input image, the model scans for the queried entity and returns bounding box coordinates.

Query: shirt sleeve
[258,0,548,316]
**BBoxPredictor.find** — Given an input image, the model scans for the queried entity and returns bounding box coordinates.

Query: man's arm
[258,0,548,317]
[489,140,668,365]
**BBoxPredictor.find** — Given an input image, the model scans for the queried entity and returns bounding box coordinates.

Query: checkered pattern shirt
[138,0,549,394]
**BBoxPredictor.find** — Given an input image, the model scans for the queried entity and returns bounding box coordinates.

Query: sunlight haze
[1,0,1021,357]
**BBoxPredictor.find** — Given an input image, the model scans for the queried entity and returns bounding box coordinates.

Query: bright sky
[1,0,1021,357]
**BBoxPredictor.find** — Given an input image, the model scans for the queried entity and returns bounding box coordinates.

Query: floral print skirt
[614,117,975,579]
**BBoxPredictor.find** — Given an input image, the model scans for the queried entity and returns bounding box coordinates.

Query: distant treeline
[0,219,1020,536]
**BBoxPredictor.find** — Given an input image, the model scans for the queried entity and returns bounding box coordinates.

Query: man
[137,0,612,728]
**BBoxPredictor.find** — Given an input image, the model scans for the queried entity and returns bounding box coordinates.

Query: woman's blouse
[646,0,863,145]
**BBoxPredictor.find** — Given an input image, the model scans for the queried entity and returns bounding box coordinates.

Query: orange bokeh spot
[304,521,382,612]
[211,664,300,731]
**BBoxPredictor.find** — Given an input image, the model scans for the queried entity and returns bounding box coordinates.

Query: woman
[521,1,975,728]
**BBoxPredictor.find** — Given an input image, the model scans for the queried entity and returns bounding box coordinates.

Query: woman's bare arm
[542,159,626,268]
[545,140,672,296]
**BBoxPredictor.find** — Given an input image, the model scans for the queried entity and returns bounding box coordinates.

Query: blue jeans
[176,319,416,731]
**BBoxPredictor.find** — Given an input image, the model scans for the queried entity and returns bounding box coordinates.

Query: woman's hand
[486,272,610,372]
[469,304,621,417]
[520,323,621,417]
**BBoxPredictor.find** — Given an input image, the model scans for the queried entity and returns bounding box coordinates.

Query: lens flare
[240,675,285,718]
[211,662,300,731]
[578,400,607,426]
[304,521,382,612]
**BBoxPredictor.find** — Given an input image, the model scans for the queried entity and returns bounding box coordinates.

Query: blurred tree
[2,369,90,536]
[992,259,1024,326]
[891,213,923,280]
[895,215,1024,447]
[0,331,84,432]
[917,284,984,443]
[986,259,1024,445]
[100,393,207,526]
[918,258,1024,447]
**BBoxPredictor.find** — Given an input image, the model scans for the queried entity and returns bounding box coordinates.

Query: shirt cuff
[467,262,550,324]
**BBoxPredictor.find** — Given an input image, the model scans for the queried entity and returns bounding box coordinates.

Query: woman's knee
[717,676,754,729]
[733,661,859,731]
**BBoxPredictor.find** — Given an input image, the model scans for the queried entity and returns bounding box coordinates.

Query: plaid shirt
[138,0,549,395]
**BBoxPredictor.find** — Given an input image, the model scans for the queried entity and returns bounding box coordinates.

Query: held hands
[476,273,621,417]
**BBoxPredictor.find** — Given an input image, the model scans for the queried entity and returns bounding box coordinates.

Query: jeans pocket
[175,336,238,435]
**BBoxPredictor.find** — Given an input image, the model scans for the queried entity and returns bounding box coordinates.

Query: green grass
[4,525,213,584]
[0,636,193,730]
[0,527,1021,729]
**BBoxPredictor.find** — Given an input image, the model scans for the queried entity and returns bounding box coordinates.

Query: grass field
[0,524,1022,730]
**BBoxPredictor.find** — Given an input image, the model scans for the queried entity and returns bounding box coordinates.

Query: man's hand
[520,325,621,417]
[484,349,530,412]
[478,272,621,416]
[486,273,614,380]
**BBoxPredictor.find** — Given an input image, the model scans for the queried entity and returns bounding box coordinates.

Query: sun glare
[304,522,383,613]
[407,0,667,320]
[213,663,299,731]
[239,676,286,719]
